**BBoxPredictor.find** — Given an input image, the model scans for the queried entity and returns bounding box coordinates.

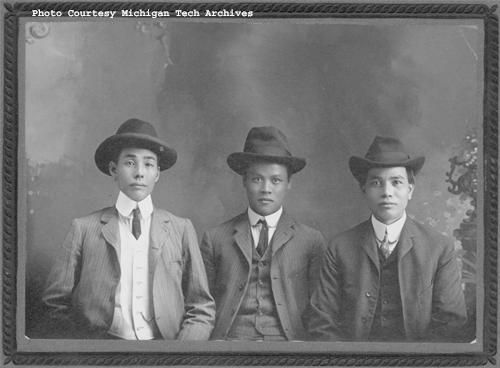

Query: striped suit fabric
[200,211,326,340]
[42,206,215,340]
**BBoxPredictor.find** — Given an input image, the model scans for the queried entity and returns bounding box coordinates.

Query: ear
[408,183,415,200]
[109,161,117,178]
[287,179,292,190]
[155,168,160,183]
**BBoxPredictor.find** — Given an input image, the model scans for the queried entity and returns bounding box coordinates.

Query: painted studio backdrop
[23,19,482,338]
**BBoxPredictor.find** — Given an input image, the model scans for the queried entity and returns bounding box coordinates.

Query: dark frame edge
[3,1,19,366]
[483,4,499,367]
[2,2,499,366]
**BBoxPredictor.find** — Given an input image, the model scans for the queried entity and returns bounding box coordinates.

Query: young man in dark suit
[42,118,215,340]
[307,136,467,342]
[200,126,326,341]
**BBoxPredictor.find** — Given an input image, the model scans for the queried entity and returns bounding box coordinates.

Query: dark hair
[358,166,415,187]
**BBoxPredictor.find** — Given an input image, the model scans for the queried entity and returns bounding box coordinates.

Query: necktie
[132,207,141,239]
[256,219,268,256]
[379,228,393,259]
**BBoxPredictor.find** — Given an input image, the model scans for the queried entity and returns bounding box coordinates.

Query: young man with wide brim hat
[200,126,326,341]
[307,136,467,342]
[43,118,215,340]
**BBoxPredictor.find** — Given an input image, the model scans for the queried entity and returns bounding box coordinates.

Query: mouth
[130,184,146,188]
[379,202,397,207]
[258,198,274,204]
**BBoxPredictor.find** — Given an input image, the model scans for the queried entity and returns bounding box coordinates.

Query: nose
[381,181,393,197]
[260,180,271,193]
[134,163,145,178]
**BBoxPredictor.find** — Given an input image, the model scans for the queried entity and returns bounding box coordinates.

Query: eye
[393,179,404,186]
[125,160,135,167]
[252,177,263,183]
[145,162,156,168]
[368,179,381,187]
[272,178,283,184]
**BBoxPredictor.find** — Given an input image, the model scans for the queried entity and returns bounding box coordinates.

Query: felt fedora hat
[349,136,425,183]
[227,126,306,175]
[95,118,177,175]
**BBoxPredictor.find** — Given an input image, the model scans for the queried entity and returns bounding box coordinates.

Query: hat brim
[95,133,177,175]
[349,156,425,184]
[227,152,306,175]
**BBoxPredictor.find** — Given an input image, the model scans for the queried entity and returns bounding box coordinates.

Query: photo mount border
[3,2,498,366]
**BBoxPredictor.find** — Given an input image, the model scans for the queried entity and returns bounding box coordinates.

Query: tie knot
[382,228,388,242]
[257,218,267,228]
[133,207,140,217]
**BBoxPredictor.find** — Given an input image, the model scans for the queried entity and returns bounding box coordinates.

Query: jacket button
[361,317,367,323]
[365,292,371,297]
[239,283,245,291]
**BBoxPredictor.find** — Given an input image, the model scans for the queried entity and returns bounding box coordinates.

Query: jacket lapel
[101,207,120,257]
[397,218,417,336]
[149,209,170,272]
[397,219,416,265]
[233,213,253,266]
[359,220,380,273]
[271,212,295,255]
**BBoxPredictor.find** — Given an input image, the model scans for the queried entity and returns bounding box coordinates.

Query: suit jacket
[307,217,467,341]
[42,207,215,340]
[200,211,326,340]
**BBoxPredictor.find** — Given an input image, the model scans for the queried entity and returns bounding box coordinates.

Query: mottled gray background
[23,19,482,336]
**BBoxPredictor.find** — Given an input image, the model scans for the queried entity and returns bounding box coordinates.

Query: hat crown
[243,126,292,157]
[116,118,159,138]
[365,135,411,163]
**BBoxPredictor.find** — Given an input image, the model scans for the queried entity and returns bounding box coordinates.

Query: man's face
[109,147,160,202]
[243,162,291,217]
[362,166,414,225]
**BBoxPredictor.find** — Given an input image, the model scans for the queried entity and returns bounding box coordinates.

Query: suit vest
[369,244,405,340]
[227,242,286,340]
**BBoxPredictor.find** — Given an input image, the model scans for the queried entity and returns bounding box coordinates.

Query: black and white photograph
[2,1,498,366]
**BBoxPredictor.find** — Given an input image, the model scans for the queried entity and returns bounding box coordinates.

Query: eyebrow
[122,154,157,161]
[367,175,407,180]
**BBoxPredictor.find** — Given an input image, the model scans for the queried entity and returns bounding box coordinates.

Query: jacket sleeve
[199,230,217,296]
[177,219,215,340]
[41,219,84,338]
[307,231,327,298]
[427,238,467,341]
[306,239,344,341]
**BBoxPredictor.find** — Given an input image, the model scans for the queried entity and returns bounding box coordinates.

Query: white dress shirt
[371,212,407,256]
[247,206,283,248]
[108,191,156,340]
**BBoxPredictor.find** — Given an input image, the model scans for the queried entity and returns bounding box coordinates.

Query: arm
[427,239,467,341]
[307,231,327,298]
[177,219,215,340]
[306,239,344,341]
[41,219,83,337]
[199,230,217,295]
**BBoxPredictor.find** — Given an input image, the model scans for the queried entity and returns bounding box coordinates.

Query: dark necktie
[132,207,141,240]
[256,219,268,256]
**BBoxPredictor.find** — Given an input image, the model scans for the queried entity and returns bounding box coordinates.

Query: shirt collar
[371,212,407,243]
[115,191,154,219]
[247,206,283,228]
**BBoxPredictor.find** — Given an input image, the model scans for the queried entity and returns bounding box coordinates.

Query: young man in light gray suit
[307,136,467,342]
[42,118,215,340]
[200,126,326,341]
